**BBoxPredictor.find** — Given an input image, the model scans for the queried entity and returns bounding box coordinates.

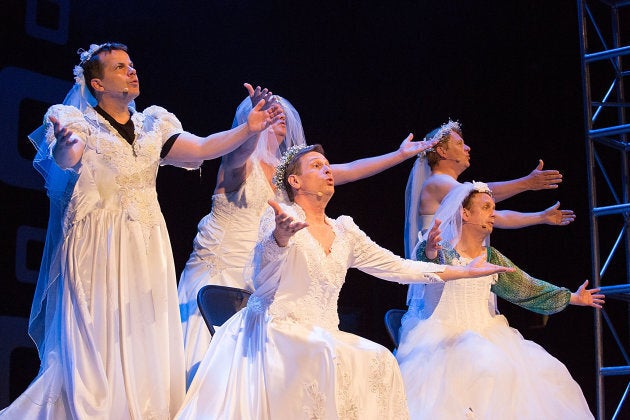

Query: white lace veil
[419,181,489,249]
[406,182,492,308]
[404,155,431,259]
[231,95,306,167]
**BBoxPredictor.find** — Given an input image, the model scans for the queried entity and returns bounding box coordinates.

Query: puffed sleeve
[144,105,203,170]
[42,104,89,160]
[489,247,571,315]
[340,216,445,284]
[27,105,85,206]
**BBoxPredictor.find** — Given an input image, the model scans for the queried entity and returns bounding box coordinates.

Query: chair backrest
[197,285,252,335]
[384,308,406,348]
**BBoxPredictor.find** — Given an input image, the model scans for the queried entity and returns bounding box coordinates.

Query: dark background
[1,0,628,417]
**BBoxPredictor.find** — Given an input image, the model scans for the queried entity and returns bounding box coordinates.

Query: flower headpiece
[73,43,105,85]
[418,119,462,158]
[273,144,309,190]
[471,180,493,197]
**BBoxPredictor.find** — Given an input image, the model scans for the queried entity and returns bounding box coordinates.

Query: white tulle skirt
[396,314,593,419]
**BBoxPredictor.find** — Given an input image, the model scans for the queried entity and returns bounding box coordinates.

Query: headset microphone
[299,190,326,198]
[122,88,129,93]
[463,221,487,229]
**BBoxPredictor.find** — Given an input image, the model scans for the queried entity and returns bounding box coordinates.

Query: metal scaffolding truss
[578,0,630,418]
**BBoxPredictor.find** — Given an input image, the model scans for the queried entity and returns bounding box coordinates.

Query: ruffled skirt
[396,314,593,419]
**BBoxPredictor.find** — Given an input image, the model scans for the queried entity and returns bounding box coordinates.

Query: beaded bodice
[46,105,182,236]
[191,161,275,273]
[428,257,497,330]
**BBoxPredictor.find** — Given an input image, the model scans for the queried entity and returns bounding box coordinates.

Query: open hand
[465,255,515,278]
[49,115,81,148]
[246,100,284,133]
[244,82,277,111]
[526,160,563,190]
[398,133,441,159]
[542,201,576,226]
[570,280,605,308]
[425,219,443,260]
[268,200,309,247]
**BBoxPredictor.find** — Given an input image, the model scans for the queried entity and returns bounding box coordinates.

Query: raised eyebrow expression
[309,158,330,169]
[113,61,134,71]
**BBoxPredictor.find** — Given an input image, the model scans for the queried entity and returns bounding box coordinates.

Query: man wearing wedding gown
[0,42,280,419]
[397,181,603,419]
[178,87,446,387]
[175,145,512,419]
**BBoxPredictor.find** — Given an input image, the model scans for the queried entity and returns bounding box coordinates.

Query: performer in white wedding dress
[403,119,576,318]
[397,182,603,419]
[177,88,440,387]
[0,43,279,419]
[175,145,511,419]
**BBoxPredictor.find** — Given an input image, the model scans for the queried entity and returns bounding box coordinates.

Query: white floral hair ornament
[59,43,108,112]
[73,44,105,85]
[272,144,309,190]
[471,180,493,197]
[63,43,136,112]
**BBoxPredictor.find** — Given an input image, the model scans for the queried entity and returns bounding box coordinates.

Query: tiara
[419,119,462,157]
[272,144,309,190]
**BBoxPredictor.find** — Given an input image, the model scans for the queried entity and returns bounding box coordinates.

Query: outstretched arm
[487,160,562,202]
[494,202,575,229]
[331,134,439,185]
[570,280,605,308]
[165,89,282,162]
[437,255,515,281]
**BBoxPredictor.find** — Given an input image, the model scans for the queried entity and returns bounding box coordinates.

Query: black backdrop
[1,0,623,416]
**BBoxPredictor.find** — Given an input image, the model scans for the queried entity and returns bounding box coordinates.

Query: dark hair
[283,144,325,201]
[81,42,128,96]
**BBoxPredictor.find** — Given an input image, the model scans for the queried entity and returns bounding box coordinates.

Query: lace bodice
[43,105,189,237]
[190,161,275,277]
[210,161,274,229]
[250,203,446,331]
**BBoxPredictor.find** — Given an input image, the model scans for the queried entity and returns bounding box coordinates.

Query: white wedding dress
[396,258,593,419]
[175,202,447,419]
[1,105,189,419]
[177,160,274,386]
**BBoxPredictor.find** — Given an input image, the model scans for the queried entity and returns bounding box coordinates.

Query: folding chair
[196,285,252,335]
[384,308,406,348]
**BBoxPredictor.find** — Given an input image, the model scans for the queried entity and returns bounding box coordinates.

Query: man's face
[442,131,471,168]
[293,151,334,196]
[463,192,496,233]
[93,49,140,100]
[271,106,287,141]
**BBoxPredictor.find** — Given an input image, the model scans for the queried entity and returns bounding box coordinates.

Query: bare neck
[432,162,464,180]
[294,195,328,224]
[455,227,487,259]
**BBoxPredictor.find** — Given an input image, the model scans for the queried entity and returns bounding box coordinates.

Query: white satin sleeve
[251,204,294,291]
[340,215,445,284]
